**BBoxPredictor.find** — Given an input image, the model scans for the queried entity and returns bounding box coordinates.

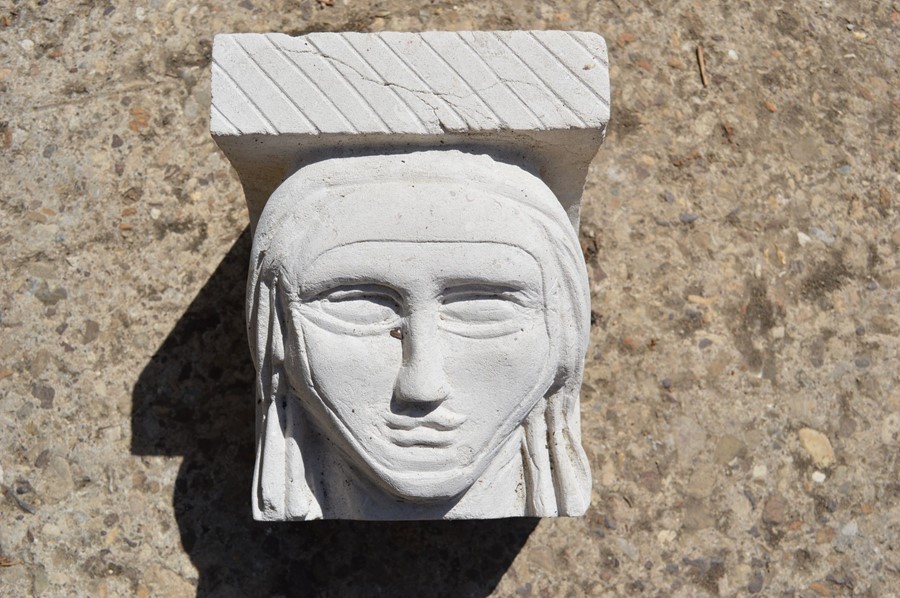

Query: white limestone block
[209,31,610,521]
[211,31,609,135]
[211,31,609,228]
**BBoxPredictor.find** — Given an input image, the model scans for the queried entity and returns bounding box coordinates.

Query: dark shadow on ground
[131,229,536,597]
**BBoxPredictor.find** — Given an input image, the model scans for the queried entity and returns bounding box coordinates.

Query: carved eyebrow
[295,240,544,297]
[441,283,541,306]
[439,273,542,292]
[299,280,403,302]
[316,283,402,302]
[443,283,524,294]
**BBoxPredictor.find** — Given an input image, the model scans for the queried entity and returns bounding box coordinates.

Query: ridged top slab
[211,31,609,137]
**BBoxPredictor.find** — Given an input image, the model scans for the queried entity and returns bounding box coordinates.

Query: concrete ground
[0,0,897,596]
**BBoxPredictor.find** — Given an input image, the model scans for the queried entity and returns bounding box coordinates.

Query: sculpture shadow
[131,229,537,597]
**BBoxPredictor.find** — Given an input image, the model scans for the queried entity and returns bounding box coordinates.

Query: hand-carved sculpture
[211,31,610,520]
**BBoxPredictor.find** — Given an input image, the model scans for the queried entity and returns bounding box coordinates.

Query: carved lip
[383,410,467,448]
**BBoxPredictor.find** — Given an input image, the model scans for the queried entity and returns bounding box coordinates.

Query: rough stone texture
[0,1,898,596]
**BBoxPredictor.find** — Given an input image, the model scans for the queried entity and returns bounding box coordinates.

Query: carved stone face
[250,151,592,519]
[285,237,553,500]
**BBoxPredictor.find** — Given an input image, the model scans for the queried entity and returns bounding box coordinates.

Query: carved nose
[393,315,450,405]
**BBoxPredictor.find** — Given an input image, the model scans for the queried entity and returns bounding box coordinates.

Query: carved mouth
[383,410,467,448]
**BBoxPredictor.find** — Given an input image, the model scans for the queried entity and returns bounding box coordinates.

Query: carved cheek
[440,318,551,433]
[294,316,402,434]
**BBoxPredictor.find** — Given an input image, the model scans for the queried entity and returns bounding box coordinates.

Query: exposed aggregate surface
[0,1,898,596]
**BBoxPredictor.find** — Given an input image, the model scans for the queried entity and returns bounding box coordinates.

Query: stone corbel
[210,30,610,520]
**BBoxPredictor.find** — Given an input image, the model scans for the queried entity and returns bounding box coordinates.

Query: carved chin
[330,423,493,502]
[371,465,480,502]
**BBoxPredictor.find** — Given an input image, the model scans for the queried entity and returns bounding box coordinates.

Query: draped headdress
[248,150,592,519]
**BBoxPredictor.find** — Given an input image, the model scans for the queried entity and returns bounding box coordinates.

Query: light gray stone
[211,31,609,228]
[211,31,609,521]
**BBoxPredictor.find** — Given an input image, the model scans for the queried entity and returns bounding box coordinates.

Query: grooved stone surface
[211,31,610,136]
[210,31,610,229]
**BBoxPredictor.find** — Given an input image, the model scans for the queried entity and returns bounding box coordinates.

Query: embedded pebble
[762,494,787,524]
[687,463,717,498]
[841,521,858,537]
[36,454,74,504]
[616,538,640,561]
[32,567,50,595]
[42,522,62,537]
[882,413,900,444]
[809,227,835,244]
[714,435,745,464]
[674,417,708,466]
[657,530,677,544]
[748,571,764,594]
[811,471,826,484]
[34,283,68,306]
[31,384,55,408]
[798,428,835,468]
[752,464,767,480]
[184,97,199,120]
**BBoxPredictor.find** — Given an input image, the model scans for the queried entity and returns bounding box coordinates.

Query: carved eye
[439,285,538,338]
[303,285,402,334]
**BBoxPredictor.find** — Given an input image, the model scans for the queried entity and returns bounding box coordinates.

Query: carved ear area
[256,397,286,518]
[253,275,322,520]
[548,396,592,516]
[543,275,575,385]
[522,397,558,517]
[544,366,569,400]
[268,277,285,367]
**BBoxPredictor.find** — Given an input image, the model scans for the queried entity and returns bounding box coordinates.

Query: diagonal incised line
[210,103,241,135]
[211,58,276,134]
[304,36,391,134]
[264,35,358,133]
[528,31,610,109]
[373,35,467,129]
[456,32,542,129]
[306,34,391,133]
[565,31,610,68]
[335,35,429,134]
[418,34,508,128]
[234,36,318,133]
[491,31,585,127]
